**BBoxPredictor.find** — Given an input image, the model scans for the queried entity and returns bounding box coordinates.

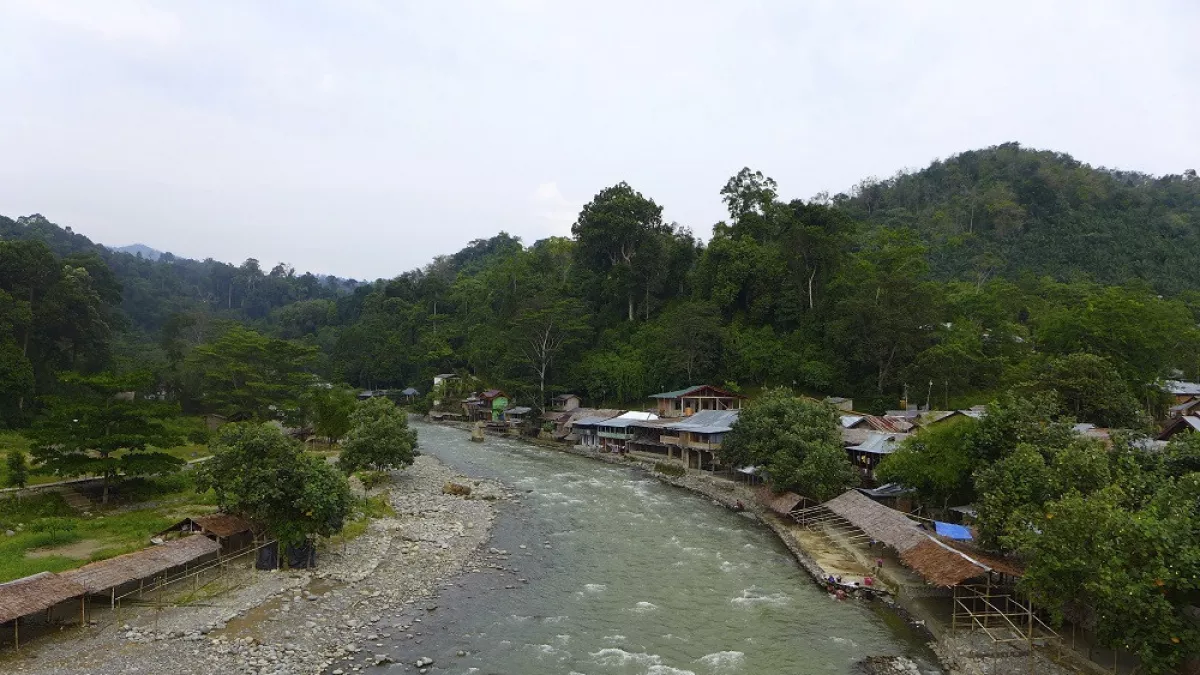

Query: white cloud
[5,0,181,45]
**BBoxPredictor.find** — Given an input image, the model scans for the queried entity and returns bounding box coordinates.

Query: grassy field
[0,474,217,582]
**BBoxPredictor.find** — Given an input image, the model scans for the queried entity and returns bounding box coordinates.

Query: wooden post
[14,617,18,650]
[80,596,86,626]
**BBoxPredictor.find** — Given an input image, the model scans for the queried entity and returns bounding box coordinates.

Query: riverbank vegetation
[875,395,1200,674]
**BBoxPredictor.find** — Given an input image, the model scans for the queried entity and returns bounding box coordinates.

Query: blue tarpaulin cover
[934,521,974,540]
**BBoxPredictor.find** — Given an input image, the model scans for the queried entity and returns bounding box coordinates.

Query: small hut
[158,514,257,554]
[552,393,582,412]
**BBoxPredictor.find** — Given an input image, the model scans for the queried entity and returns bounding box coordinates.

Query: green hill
[837,142,1200,294]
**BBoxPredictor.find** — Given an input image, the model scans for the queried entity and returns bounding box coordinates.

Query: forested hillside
[839,142,1200,293]
[3,144,1199,424]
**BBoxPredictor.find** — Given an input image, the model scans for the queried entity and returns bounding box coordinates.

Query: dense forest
[2,142,1199,426]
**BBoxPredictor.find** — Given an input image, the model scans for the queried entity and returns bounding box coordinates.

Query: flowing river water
[374,422,939,674]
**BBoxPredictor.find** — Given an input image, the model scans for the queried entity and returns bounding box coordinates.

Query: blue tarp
[934,521,974,541]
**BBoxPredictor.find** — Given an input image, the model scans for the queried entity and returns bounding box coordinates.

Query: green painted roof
[650,385,705,399]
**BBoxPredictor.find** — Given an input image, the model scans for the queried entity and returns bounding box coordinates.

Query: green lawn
[0,475,218,582]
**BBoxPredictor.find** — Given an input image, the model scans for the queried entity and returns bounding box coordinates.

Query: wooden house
[626,418,677,456]
[552,393,582,412]
[845,431,909,484]
[1159,415,1200,441]
[650,385,745,419]
[595,411,659,452]
[481,390,508,422]
[661,409,740,470]
[552,408,622,442]
[1163,380,1200,405]
[157,514,257,555]
[570,414,616,448]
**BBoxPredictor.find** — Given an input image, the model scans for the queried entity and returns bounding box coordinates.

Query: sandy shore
[2,454,509,675]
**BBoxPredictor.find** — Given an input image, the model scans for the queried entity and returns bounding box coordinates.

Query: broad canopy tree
[199,422,352,548]
[28,372,185,503]
[187,326,317,419]
[572,182,670,322]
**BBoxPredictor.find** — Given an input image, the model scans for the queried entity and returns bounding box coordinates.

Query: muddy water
[372,422,938,674]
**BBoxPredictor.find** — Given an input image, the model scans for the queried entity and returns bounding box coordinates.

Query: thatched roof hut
[899,538,1023,587]
[765,491,805,516]
[63,536,220,594]
[807,490,1022,587]
[0,573,86,625]
[822,490,928,552]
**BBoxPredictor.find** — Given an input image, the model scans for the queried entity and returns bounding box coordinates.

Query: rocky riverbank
[3,454,509,675]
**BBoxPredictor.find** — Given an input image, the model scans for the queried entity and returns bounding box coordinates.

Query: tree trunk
[627,294,634,322]
[102,474,111,505]
[539,368,546,414]
[807,267,817,310]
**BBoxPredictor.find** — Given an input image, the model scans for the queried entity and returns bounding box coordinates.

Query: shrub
[357,470,391,490]
[654,462,686,478]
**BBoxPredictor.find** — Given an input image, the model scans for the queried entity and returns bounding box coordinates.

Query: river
[374,422,939,674]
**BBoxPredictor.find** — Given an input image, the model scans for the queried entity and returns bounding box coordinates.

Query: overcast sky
[1,1,1197,280]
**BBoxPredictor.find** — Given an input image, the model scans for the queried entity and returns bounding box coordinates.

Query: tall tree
[199,423,351,548]
[513,296,589,411]
[722,388,858,499]
[337,397,418,474]
[572,182,667,321]
[28,372,185,503]
[187,326,317,419]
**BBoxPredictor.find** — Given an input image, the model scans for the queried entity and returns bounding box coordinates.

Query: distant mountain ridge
[111,243,166,260]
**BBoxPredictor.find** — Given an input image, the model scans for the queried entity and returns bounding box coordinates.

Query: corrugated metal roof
[848,431,908,455]
[857,483,913,498]
[1170,397,1200,413]
[840,415,865,428]
[506,406,533,415]
[570,416,616,427]
[599,411,659,429]
[649,385,743,399]
[666,409,739,433]
[1164,380,1200,396]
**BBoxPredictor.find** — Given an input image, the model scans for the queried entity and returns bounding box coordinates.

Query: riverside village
[2,5,1199,673]
[2,366,1199,675]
